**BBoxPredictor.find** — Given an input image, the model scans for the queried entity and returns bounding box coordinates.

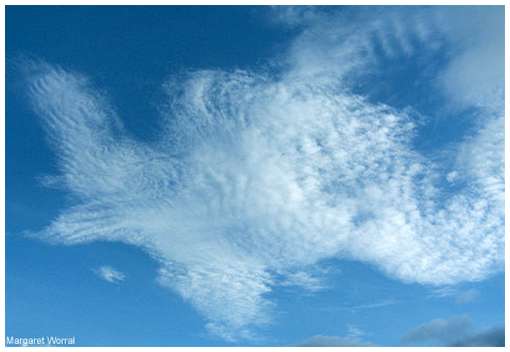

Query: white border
[1,1,507,351]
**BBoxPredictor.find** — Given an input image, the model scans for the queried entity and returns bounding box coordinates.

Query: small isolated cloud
[446,171,458,183]
[300,325,374,347]
[95,266,126,284]
[402,315,504,347]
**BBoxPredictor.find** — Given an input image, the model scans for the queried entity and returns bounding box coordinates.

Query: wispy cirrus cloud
[21,6,503,341]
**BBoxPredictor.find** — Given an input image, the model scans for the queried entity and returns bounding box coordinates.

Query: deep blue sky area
[6,5,505,347]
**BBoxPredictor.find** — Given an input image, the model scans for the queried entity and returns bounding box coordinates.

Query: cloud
[300,325,374,346]
[454,289,479,304]
[268,5,321,28]
[95,266,126,284]
[280,6,443,80]
[402,315,504,347]
[279,6,503,112]
[450,327,505,347]
[435,6,504,112]
[21,6,503,341]
[402,315,473,345]
[341,299,398,312]
[279,270,326,292]
[429,287,479,304]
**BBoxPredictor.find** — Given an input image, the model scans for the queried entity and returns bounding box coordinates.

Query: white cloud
[23,6,503,341]
[280,270,326,292]
[282,7,443,81]
[446,171,458,183]
[95,266,126,284]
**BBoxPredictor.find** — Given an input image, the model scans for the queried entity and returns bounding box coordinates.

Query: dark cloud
[402,315,504,347]
[450,327,505,347]
[402,315,472,345]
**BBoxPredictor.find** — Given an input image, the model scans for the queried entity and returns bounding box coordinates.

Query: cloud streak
[22,6,503,341]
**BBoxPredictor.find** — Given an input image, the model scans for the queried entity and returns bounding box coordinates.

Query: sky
[5,5,505,347]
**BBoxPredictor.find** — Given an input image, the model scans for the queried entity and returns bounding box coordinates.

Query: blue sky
[6,6,505,347]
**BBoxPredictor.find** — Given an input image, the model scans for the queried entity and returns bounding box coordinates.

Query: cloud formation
[95,265,126,284]
[23,6,503,340]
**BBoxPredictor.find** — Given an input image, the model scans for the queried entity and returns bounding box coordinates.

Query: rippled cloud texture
[23,6,503,341]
